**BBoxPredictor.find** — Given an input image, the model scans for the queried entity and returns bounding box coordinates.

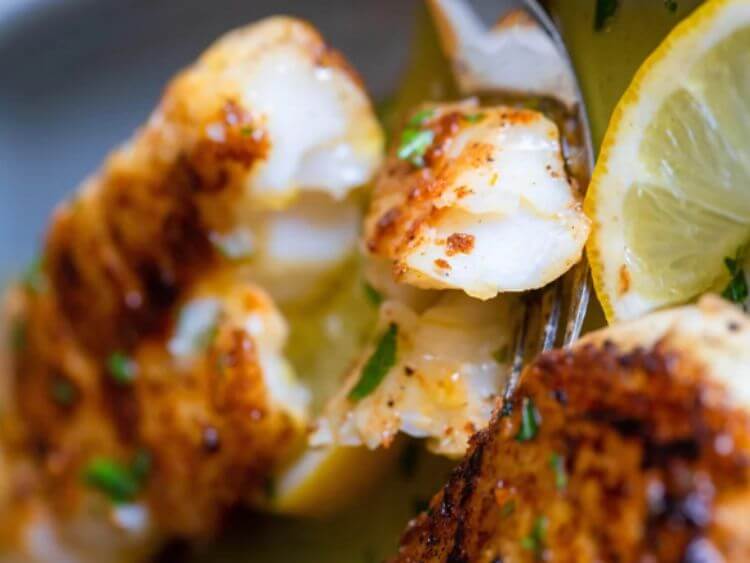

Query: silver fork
[426,0,594,398]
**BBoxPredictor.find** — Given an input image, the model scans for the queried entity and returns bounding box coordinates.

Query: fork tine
[563,259,591,347]
[427,0,595,398]
[539,279,563,351]
[502,295,533,411]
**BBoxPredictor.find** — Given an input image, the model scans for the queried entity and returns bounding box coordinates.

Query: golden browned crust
[393,320,750,562]
[46,98,266,356]
[0,16,375,546]
[364,107,479,263]
[6,279,300,539]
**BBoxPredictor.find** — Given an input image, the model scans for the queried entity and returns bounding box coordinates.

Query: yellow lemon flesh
[271,441,403,517]
[586,0,750,322]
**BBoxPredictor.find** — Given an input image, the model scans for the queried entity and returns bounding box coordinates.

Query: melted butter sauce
[192,447,454,563]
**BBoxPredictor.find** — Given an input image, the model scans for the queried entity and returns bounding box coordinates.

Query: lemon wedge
[586,0,750,322]
[270,443,403,517]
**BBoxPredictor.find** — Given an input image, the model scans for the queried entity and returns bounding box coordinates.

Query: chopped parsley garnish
[664,0,678,12]
[84,459,139,503]
[521,516,547,555]
[348,323,398,401]
[50,376,77,406]
[83,450,151,504]
[107,352,137,385]
[549,453,567,491]
[407,109,435,128]
[397,129,435,167]
[515,397,540,442]
[240,126,253,137]
[594,0,618,31]
[722,253,748,306]
[22,255,46,294]
[397,109,436,167]
[463,112,486,124]
[363,282,383,307]
[500,499,516,518]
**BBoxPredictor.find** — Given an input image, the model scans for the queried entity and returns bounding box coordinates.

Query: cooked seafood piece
[312,290,519,457]
[393,296,750,562]
[45,16,381,356]
[2,277,305,561]
[0,15,382,561]
[427,1,578,107]
[365,101,590,300]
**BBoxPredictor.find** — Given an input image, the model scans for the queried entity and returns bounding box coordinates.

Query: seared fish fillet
[393,296,750,562]
[3,278,303,560]
[312,290,519,457]
[0,16,381,562]
[365,101,589,299]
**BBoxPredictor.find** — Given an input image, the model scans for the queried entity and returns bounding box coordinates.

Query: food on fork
[393,296,750,562]
[313,290,519,457]
[365,101,590,300]
[0,16,382,561]
[315,98,589,457]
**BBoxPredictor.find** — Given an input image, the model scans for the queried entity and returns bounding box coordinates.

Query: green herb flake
[397,129,435,168]
[83,458,140,503]
[22,255,46,294]
[594,0,618,31]
[240,126,253,137]
[500,499,516,518]
[664,0,678,12]
[549,453,567,491]
[348,323,398,401]
[363,282,383,307]
[107,352,137,385]
[83,450,151,504]
[722,254,748,306]
[515,397,540,442]
[521,516,547,555]
[407,108,435,128]
[50,377,77,407]
[463,112,486,124]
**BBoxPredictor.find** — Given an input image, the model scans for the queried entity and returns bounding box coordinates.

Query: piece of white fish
[312,291,519,457]
[365,101,590,299]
